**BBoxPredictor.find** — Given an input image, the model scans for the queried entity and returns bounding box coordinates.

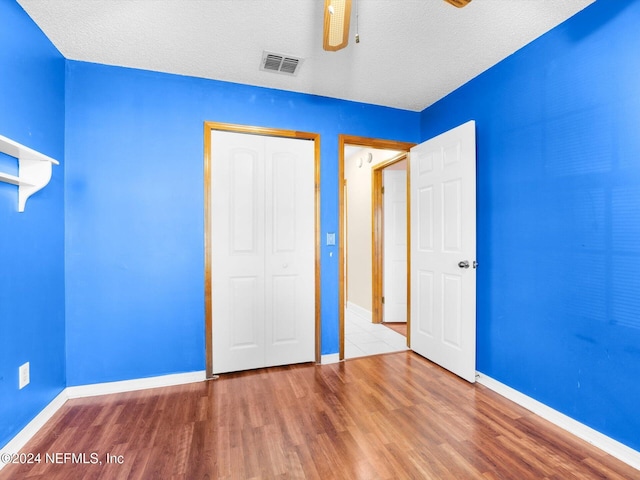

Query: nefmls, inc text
[46,452,100,464]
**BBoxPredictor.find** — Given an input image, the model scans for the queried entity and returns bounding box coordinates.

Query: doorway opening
[339,135,415,360]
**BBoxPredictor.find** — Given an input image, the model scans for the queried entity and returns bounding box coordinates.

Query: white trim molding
[0,370,206,471]
[66,371,206,399]
[477,372,640,471]
[321,353,341,364]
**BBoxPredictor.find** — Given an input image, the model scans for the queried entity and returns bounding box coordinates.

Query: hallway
[344,308,408,359]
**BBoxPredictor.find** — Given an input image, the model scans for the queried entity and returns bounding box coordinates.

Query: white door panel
[383,169,407,323]
[416,270,435,336]
[410,121,476,383]
[264,137,315,367]
[211,132,266,373]
[211,131,315,374]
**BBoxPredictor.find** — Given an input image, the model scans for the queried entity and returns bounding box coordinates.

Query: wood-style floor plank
[382,322,407,337]
[1,351,638,479]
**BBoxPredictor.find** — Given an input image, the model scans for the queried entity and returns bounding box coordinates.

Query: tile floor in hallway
[344,309,409,359]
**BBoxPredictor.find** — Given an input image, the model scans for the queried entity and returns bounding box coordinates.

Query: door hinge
[381,186,385,194]
[382,296,385,304]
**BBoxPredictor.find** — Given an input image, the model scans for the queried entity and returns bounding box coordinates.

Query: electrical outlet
[19,362,29,389]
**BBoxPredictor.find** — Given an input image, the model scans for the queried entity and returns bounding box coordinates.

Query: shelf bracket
[0,134,59,212]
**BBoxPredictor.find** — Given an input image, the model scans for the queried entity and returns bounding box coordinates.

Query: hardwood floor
[1,352,638,479]
[382,322,407,337]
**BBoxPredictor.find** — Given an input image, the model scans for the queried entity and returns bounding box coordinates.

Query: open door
[410,121,477,383]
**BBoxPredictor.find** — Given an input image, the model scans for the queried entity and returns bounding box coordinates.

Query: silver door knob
[458,260,469,269]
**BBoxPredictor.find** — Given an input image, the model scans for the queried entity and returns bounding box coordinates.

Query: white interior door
[210,130,315,374]
[410,121,477,383]
[383,168,407,323]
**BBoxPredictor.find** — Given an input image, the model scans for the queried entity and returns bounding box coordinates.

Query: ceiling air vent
[260,51,303,76]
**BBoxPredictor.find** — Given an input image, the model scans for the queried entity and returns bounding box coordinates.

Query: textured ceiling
[18,0,594,112]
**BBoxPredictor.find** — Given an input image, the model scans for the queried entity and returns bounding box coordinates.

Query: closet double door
[210,130,315,374]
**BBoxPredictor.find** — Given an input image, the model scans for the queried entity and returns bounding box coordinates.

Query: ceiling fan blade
[444,0,473,7]
[323,0,352,51]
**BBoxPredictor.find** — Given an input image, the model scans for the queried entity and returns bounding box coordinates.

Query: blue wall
[0,0,66,449]
[420,0,640,451]
[64,62,419,385]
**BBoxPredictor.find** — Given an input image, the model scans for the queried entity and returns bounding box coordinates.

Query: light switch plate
[326,233,336,246]
[19,362,29,389]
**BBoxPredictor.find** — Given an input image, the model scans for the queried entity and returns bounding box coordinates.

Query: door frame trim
[371,153,409,330]
[338,135,415,360]
[204,122,321,378]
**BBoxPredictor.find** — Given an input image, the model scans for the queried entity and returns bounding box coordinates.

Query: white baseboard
[321,353,340,364]
[476,373,640,471]
[0,370,206,471]
[346,301,372,322]
[0,390,67,472]
[66,370,206,398]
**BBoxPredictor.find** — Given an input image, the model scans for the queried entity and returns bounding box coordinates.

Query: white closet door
[264,137,315,367]
[211,130,315,374]
[211,131,266,373]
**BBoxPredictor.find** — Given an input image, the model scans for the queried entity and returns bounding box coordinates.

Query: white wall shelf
[0,134,59,212]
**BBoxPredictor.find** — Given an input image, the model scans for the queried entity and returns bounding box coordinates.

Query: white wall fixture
[0,135,59,212]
